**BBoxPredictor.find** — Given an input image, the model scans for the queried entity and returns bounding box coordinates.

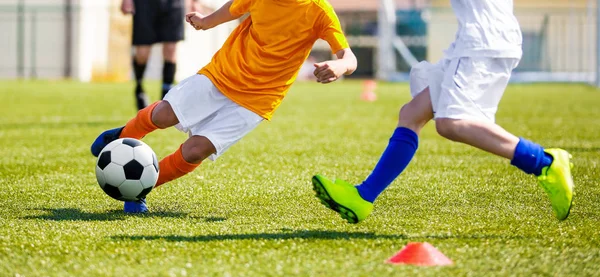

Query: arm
[186,1,240,30]
[313,48,357,84]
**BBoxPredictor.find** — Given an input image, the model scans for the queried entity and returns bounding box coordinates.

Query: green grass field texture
[1,80,599,276]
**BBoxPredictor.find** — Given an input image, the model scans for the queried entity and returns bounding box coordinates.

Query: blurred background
[0,0,598,85]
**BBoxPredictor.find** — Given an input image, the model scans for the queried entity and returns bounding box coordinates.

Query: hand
[121,0,135,14]
[186,12,208,30]
[313,60,347,84]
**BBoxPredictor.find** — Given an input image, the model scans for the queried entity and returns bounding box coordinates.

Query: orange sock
[155,145,201,187]
[120,101,161,139]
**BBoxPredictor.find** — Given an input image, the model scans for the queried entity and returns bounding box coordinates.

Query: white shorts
[163,74,263,161]
[409,57,520,122]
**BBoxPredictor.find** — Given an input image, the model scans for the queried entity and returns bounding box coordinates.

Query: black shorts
[132,0,185,45]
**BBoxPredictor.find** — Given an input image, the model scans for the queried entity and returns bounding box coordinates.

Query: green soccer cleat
[538,148,575,220]
[312,175,373,224]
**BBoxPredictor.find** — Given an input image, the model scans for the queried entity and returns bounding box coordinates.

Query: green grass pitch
[1,80,599,276]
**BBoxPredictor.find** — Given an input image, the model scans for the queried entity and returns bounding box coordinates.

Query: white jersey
[445,0,523,59]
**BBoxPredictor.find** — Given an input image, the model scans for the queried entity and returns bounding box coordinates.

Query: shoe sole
[312,176,359,224]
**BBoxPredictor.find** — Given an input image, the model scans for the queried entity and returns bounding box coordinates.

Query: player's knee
[151,101,178,128]
[162,43,177,62]
[182,136,216,164]
[134,46,151,64]
[397,102,424,131]
[435,118,461,141]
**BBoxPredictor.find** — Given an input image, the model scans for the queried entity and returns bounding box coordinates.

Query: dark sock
[355,127,419,203]
[511,138,553,176]
[162,61,176,98]
[133,58,147,94]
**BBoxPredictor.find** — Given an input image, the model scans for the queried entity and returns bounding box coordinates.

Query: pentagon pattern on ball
[138,186,153,199]
[95,138,159,201]
[133,145,154,166]
[97,151,111,170]
[95,166,106,188]
[119,180,144,199]
[103,163,126,187]
[122,138,143,147]
[102,139,124,153]
[110,144,135,166]
[102,183,123,201]
[123,160,144,180]
[140,165,159,188]
[152,153,159,172]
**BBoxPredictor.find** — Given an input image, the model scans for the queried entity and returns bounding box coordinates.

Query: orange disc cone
[360,80,377,102]
[386,242,453,266]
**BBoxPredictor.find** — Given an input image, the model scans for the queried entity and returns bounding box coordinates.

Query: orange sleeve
[229,0,252,17]
[318,7,349,54]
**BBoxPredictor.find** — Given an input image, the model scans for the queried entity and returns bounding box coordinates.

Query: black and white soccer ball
[95,138,159,201]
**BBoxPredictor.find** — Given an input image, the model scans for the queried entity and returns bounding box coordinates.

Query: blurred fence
[0,2,74,79]
[0,2,598,83]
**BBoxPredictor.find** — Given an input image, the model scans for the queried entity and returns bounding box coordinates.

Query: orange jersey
[199,0,349,120]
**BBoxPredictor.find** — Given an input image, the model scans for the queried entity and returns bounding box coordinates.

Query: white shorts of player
[409,57,520,123]
[163,74,263,161]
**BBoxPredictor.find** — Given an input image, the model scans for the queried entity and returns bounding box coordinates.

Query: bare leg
[355,87,434,202]
[154,135,213,187]
[162,43,177,63]
[134,45,151,64]
[181,136,217,164]
[435,118,519,160]
[398,87,434,133]
[151,101,179,128]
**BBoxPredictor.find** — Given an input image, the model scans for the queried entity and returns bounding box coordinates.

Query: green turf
[0,80,599,276]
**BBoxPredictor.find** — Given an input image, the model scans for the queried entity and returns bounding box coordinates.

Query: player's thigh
[162,74,229,132]
[398,87,434,129]
[409,59,446,117]
[436,57,519,122]
[132,0,159,45]
[162,43,177,62]
[157,0,185,43]
[188,103,263,161]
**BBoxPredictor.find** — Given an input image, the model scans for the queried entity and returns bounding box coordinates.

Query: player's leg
[125,74,264,213]
[313,61,443,223]
[161,43,178,99]
[433,57,573,220]
[435,118,573,220]
[133,46,151,110]
[124,134,210,213]
[131,0,159,110]
[90,100,177,157]
[313,87,434,223]
[90,74,197,157]
[157,0,185,99]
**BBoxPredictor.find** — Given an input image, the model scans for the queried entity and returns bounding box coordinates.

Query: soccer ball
[95,138,159,201]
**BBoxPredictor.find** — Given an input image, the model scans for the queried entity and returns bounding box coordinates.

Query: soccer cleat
[124,198,148,213]
[312,175,373,224]
[90,127,124,157]
[537,148,574,220]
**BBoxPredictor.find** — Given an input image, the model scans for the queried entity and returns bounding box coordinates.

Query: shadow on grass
[23,208,192,221]
[111,229,527,242]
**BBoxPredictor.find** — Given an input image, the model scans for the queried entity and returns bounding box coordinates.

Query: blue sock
[510,138,553,176]
[356,127,418,203]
